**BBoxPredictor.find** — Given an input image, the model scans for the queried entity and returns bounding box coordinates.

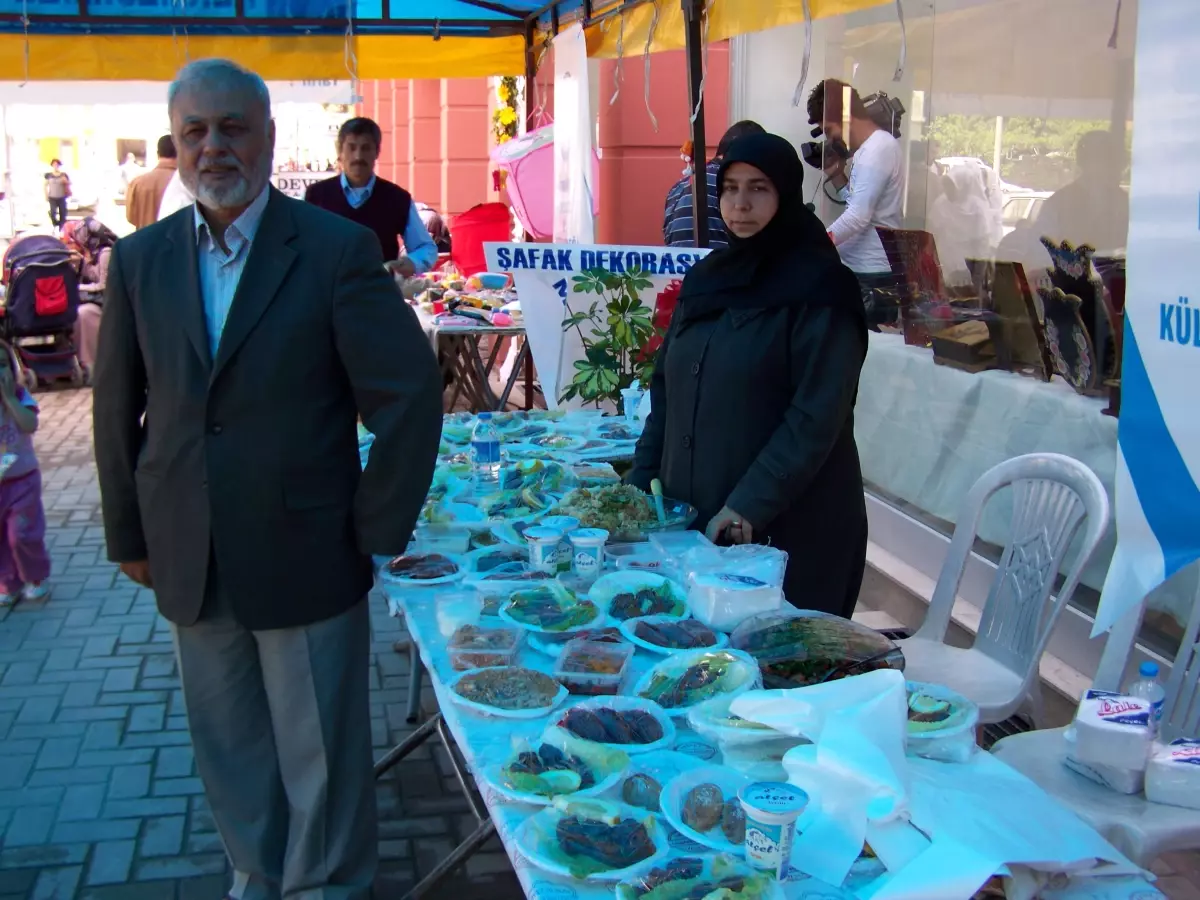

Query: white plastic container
[568,528,609,584]
[541,515,580,573]
[738,782,809,878]
[1062,727,1145,795]
[687,572,783,632]
[525,526,565,575]
[649,530,714,559]
[1071,689,1154,772]
[1145,738,1200,810]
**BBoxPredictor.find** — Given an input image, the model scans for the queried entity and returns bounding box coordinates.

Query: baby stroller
[0,235,86,388]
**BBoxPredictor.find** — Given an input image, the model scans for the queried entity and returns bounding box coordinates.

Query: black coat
[628,264,868,618]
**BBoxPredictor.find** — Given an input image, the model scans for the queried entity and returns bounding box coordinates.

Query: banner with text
[1094,3,1200,634]
[270,170,329,199]
[484,243,710,410]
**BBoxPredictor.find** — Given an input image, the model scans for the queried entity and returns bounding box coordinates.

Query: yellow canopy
[584,0,892,58]
[0,33,526,80]
[0,0,889,81]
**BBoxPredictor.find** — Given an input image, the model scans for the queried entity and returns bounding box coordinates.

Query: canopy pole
[523,19,538,132]
[682,0,708,248]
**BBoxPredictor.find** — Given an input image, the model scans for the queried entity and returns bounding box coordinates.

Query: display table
[377,585,1163,900]
[855,332,1120,591]
[415,307,534,413]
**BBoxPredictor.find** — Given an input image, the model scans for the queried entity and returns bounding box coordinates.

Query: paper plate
[619,616,728,656]
[379,553,466,587]
[447,667,569,720]
[525,627,625,658]
[633,649,762,718]
[589,572,689,622]
[419,501,489,531]
[531,434,587,452]
[660,765,752,854]
[551,696,677,756]
[513,800,670,882]
[613,750,710,814]
[499,584,605,635]
[614,854,784,900]
[461,544,530,577]
[480,727,630,807]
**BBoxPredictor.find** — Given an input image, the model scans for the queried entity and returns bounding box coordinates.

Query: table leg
[497,341,530,411]
[402,819,497,900]
[523,339,534,410]
[406,649,423,724]
[466,335,499,410]
[373,712,440,779]
[437,716,487,822]
[446,337,469,412]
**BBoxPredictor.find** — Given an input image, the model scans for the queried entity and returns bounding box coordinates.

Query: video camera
[801,90,907,169]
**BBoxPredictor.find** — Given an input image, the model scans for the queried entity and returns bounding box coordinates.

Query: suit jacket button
[682,435,692,449]
[210,424,223,435]
[691,362,701,376]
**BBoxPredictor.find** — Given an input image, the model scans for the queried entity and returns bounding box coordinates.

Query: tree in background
[927,115,1128,191]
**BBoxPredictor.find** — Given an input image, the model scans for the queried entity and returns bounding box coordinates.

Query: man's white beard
[185,157,271,211]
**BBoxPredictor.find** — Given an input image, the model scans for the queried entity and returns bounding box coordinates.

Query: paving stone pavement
[0,388,524,900]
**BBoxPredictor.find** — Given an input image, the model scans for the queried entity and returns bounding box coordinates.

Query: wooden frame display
[969,259,1051,381]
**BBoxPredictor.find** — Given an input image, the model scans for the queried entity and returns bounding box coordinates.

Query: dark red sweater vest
[303,176,413,263]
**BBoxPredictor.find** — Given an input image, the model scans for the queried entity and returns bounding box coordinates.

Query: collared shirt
[829,129,904,274]
[662,161,729,249]
[194,186,270,358]
[339,173,439,273]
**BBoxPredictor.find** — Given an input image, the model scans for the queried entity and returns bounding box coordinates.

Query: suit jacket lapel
[164,209,212,376]
[211,189,298,385]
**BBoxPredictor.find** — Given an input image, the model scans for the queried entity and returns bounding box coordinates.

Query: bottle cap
[1140,661,1159,678]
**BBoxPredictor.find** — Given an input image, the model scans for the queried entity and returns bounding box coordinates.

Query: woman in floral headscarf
[61,217,118,375]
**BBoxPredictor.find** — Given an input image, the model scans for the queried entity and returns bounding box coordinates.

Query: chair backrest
[916,453,1110,685]
[1160,578,1200,743]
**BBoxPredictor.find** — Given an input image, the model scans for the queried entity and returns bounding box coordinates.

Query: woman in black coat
[628,133,869,618]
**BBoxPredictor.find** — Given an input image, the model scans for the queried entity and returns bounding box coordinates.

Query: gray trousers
[171,585,377,900]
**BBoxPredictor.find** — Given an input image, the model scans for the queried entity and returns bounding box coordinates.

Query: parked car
[1001,190,1051,238]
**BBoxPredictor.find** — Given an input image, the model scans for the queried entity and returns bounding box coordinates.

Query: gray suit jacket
[93,187,442,630]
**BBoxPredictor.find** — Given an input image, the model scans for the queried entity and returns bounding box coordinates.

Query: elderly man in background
[93,58,442,900]
[125,135,178,230]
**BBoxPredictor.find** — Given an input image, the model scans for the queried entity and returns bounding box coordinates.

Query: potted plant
[559,266,662,415]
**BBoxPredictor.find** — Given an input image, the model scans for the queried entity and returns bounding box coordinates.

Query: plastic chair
[897,453,1109,726]
[992,583,1200,867]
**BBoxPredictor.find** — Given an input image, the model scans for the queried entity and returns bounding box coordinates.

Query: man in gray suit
[93,59,442,900]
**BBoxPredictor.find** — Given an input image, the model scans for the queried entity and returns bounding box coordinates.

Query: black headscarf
[677,132,852,323]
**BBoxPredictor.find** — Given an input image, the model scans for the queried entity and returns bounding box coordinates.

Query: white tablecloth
[384,584,1162,900]
[849,334,1200,621]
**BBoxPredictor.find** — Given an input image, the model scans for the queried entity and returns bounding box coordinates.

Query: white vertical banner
[552,23,596,243]
[1093,3,1200,635]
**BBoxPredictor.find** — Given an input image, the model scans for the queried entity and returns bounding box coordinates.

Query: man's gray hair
[167,58,271,122]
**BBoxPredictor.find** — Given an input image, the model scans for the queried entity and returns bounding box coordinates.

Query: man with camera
[806,79,905,326]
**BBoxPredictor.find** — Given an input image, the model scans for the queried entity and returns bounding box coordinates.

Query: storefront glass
[733,0,1187,654]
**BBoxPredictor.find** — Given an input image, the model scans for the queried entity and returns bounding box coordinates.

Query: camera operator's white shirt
[829,129,904,274]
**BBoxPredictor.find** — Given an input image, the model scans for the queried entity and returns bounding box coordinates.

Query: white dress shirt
[339,173,439,273]
[158,170,195,221]
[194,186,270,358]
[829,130,904,274]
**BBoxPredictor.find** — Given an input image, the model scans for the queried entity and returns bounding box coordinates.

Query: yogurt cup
[738,781,809,878]
[524,526,565,575]
[568,528,610,584]
[539,516,580,573]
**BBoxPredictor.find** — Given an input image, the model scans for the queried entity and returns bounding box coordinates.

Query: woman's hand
[706,506,753,545]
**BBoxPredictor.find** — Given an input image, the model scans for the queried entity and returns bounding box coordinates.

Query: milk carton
[1071,690,1154,772]
[1146,738,1200,810]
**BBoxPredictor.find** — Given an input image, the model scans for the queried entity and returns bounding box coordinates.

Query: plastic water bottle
[1127,661,1166,730]
[471,413,502,488]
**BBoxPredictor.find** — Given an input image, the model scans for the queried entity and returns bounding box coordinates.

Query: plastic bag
[687,695,810,781]
[904,681,979,764]
[681,545,787,631]
[730,610,905,689]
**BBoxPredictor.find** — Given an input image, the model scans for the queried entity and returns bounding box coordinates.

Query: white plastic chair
[897,453,1109,726]
[993,582,1200,867]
